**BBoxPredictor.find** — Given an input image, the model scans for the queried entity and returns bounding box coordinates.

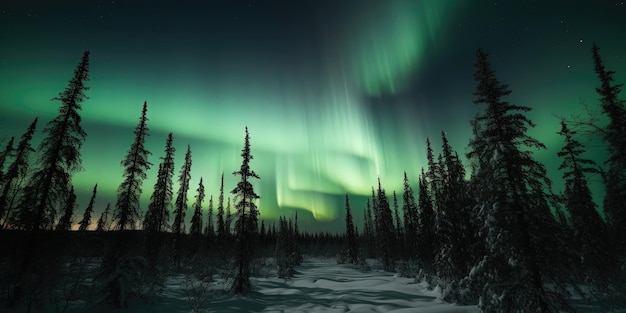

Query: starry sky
[0,0,624,232]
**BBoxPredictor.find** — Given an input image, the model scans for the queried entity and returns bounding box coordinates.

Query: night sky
[1,0,624,232]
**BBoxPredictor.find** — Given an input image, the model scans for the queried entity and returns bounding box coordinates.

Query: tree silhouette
[591,43,626,253]
[417,168,435,277]
[114,101,151,230]
[467,49,571,312]
[189,177,205,235]
[344,194,358,264]
[0,119,36,228]
[231,127,260,293]
[143,133,175,232]
[216,172,226,238]
[20,51,89,231]
[56,186,77,231]
[0,136,14,185]
[362,198,376,258]
[96,202,111,231]
[401,172,418,261]
[173,145,192,235]
[78,184,97,231]
[557,120,616,286]
[205,195,215,236]
[375,178,395,272]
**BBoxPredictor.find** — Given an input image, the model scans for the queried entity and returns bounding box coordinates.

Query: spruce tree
[344,194,358,264]
[557,120,615,285]
[225,196,232,235]
[0,119,36,228]
[21,51,89,231]
[0,136,14,185]
[114,102,151,230]
[435,131,476,302]
[189,177,205,235]
[417,169,435,276]
[402,171,419,261]
[96,203,111,232]
[231,127,260,293]
[143,133,175,232]
[375,179,396,272]
[467,49,571,312]
[216,172,226,238]
[78,184,97,231]
[56,186,77,231]
[205,195,215,236]
[173,145,192,234]
[591,43,626,253]
[363,199,376,258]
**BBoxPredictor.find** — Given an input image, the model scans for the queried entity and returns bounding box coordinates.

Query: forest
[0,44,625,313]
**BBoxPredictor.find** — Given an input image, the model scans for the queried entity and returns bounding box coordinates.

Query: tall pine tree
[216,172,226,238]
[402,171,419,261]
[231,127,260,293]
[96,203,111,232]
[189,177,205,235]
[591,43,626,253]
[0,119,36,228]
[344,194,358,264]
[78,184,97,231]
[143,133,175,232]
[557,120,616,285]
[375,178,396,272]
[467,49,571,312]
[173,145,192,234]
[21,51,89,231]
[114,101,151,230]
[56,186,77,231]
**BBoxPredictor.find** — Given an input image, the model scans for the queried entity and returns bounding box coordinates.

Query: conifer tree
[231,127,260,293]
[0,119,36,228]
[0,136,14,185]
[591,43,626,252]
[114,102,151,230]
[557,120,615,284]
[402,172,419,261]
[225,196,232,235]
[466,49,571,312]
[375,179,396,272]
[392,191,404,258]
[21,51,89,231]
[78,184,97,231]
[205,195,215,236]
[189,177,205,235]
[435,131,476,301]
[56,186,77,231]
[417,168,436,278]
[425,138,443,212]
[96,203,111,232]
[143,133,175,232]
[275,216,295,278]
[216,172,226,238]
[362,199,376,258]
[173,145,192,234]
[344,194,358,263]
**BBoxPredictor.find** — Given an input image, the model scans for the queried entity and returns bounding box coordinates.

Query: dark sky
[0,0,624,232]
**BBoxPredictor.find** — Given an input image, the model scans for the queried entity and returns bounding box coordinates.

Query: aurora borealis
[0,1,624,231]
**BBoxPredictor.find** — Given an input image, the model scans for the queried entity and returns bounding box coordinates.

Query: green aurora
[0,0,624,231]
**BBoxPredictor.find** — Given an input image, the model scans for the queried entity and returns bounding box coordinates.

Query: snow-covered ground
[100,258,477,313]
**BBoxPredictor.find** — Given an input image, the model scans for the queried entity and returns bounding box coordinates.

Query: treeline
[341,45,626,312]
[0,51,272,309]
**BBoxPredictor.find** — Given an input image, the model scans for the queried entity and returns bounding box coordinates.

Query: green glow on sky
[0,1,624,231]
[347,1,457,96]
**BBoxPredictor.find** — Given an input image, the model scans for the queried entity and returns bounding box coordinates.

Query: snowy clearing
[88,258,477,313]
